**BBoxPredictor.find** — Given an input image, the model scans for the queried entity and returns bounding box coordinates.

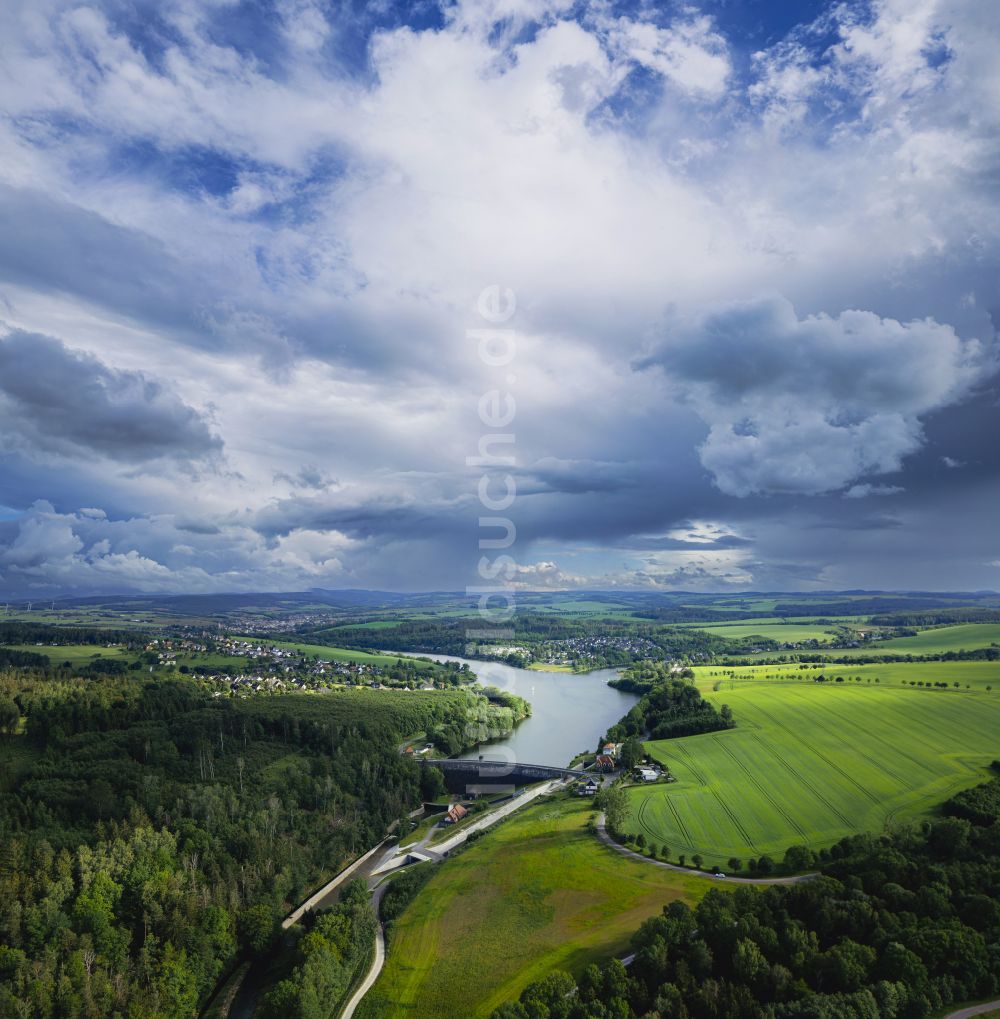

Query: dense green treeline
[605,663,734,744]
[0,647,51,668]
[0,623,147,647]
[495,772,1000,1019]
[634,608,761,623]
[0,666,492,1018]
[609,662,696,694]
[771,597,988,617]
[257,880,376,1019]
[868,608,1000,627]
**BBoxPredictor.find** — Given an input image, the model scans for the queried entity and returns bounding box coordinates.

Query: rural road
[340,881,391,1019]
[595,815,817,885]
[342,778,565,1016]
[941,1001,1000,1019]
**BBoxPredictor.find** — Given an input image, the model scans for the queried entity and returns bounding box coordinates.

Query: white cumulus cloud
[638,296,993,497]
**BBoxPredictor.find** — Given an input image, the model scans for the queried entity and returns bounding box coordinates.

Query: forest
[0,662,498,1018]
[0,623,148,648]
[257,880,376,1018]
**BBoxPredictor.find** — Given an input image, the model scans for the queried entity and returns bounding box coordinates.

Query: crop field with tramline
[695,659,1000,690]
[627,679,1000,865]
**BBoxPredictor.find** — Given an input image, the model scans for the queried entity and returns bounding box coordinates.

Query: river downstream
[408,654,640,768]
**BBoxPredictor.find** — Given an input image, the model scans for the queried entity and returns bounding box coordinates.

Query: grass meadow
[696,660,1000,690]
[9,643,133,667]
[358,797,705,1019]
[628,675,1000,866]
[680,621,843,642]
[849,622,1000,655]
[268,639,438,669]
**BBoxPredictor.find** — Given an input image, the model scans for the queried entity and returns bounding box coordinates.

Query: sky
[0,0,998,598]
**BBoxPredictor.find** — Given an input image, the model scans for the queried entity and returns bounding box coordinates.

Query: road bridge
[419,757,584,783]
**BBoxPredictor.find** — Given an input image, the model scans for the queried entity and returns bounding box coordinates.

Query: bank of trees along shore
[605,662,735,742]
[594,664,735,845]
[496,769,1000,1019]
[0,659,504,1018]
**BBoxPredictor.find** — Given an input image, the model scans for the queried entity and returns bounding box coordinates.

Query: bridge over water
[419,757,584,783]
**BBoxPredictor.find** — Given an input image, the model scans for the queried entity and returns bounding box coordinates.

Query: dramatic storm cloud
[0,0,998,595]
[0,330,222,464]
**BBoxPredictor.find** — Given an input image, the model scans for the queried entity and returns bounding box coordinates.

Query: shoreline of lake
[400,651,640,768]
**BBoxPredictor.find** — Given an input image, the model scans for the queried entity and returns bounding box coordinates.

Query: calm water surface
[412,654,639,768]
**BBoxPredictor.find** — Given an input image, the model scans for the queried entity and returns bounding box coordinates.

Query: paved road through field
[595,814,817,885]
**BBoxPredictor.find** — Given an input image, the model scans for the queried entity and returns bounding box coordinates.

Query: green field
[267,639,437,669]
[1,608,159,626]
[727,621,1000,659]
[628,677,1000,865]
[682,621,842,642]
[328,620,404,631]
[8,643,132,667]
[697,660,1000,691]
[359,797,705,1019]
[855,622,1000,655]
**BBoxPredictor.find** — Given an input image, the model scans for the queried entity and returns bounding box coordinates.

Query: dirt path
[595,815,817,885]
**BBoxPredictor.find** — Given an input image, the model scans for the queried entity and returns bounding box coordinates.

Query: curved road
[340,805,994,1017]
[942,1002,1000,1019]
[341,880,390,1019]
[595,814,817,885]
[341,779,564,1017]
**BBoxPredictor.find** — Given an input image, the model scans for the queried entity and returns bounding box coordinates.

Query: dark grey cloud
[519,457,645,495]
[621,533,754,551]
[0,330,222,464]
[0,185,209,338]
[252,491,471,541]
[806,514,904,532]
